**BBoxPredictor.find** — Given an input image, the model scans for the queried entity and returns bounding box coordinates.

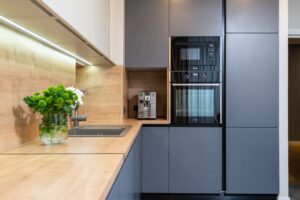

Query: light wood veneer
[0,154,123,200]
[5,119,142,158]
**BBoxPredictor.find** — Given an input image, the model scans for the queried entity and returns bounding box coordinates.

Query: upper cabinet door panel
[61,0,94,41]
[125,0,169,68]
[170,0,223,36]
[92,0,110,56]
[226,34,279,127]
[41,0,63,15]
[42,0,111,58]
[226,0,279,33]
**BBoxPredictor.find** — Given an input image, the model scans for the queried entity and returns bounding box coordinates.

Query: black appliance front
[171,36,221,71]
[171,36,223,126]
[171,83,222,126]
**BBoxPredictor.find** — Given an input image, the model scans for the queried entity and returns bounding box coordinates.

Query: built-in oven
[172,83,222,126]
[171,36,223,126]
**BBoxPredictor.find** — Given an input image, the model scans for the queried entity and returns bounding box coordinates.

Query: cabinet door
[226,128,279,194]
[226,34,279,128]
[226,0,279,33]
[169,128,222,193]
[170,0,223,36]
[142,127,169,193]
[289,0,300,35]
[125,0,169,68]
[107,131,142,200]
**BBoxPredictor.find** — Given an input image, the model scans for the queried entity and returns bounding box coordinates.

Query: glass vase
[39,113,68,145]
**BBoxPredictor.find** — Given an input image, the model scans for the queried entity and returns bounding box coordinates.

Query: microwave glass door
[180,48,201,61]
[172,84,221,125]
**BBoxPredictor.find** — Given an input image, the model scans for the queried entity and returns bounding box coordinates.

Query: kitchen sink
[68,125,131,137]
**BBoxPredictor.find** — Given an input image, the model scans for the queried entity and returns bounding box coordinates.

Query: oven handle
[172,83,221,87]
[219,83,223,125]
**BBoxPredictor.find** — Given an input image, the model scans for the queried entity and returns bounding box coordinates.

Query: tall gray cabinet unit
[170,0,223,36]
[125,0,169,68]
[169,128,222,194]
[226,0,279,194]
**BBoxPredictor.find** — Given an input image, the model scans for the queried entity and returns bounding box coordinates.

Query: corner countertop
[0,154,123,200]
[0,118,169,200]
[4,119,143,158]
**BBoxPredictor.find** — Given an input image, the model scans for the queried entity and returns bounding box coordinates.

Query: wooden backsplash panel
[127,70,167,118]
[0,25,75,152]
[76,66,125,124]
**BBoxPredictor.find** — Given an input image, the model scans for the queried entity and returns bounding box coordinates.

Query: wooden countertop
[0,119,170,200]
[4,119,143,158]
[0,154,123,200]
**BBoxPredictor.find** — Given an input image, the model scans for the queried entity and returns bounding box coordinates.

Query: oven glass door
[172,83,222,126]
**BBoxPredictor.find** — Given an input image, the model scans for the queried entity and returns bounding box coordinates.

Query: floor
[289,142,300,200]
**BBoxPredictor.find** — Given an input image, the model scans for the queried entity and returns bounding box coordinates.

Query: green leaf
[37,100,47,108]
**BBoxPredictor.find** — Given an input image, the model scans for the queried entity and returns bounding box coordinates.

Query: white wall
[278,0,289,199]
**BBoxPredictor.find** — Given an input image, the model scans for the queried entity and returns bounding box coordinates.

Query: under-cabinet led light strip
[0,16,93,66]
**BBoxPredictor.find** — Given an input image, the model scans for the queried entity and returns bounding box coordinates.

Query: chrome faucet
[71,109,87,128]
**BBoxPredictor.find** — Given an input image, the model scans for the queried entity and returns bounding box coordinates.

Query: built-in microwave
[171,37,221,72]
[171,36,223,126]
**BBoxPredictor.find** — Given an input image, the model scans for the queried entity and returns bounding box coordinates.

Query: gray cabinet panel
[226,128,279,194]
[142,127,169,193]
[107,131,142,200]
[226,34,279,128]
[226,0,279,33]
[170,0,223,36]
[125,0,169,68]
[169,127,222,193]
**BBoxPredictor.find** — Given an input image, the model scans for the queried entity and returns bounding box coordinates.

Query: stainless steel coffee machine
[138,91,156,119]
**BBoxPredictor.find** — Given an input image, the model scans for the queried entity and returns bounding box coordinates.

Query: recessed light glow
[0,15,93,66]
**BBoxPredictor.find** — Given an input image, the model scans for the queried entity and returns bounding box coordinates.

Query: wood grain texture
[76,65,125,124]
[5,119,142,158]
[0,154,123,200]
[0,25,75,152]
[127,70,168,119]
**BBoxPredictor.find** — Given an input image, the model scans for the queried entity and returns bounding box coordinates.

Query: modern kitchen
[0,0,294,200]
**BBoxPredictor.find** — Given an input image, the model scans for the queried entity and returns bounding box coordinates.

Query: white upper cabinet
[41,0,63,15]
[92,0,110,56]
[109,0,124,65]
[41,0,111,58]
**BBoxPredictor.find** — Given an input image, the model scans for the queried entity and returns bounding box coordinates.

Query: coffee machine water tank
[137,91,156,119]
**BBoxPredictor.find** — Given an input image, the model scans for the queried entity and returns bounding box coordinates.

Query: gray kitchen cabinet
[226,0,279,33]
[142,127,169,193]
[169,127,222,193]
[170,0,223,36]
[226,128,279,194]
[125,0,169,68]
[107,131,142,200]
[226,34,279,128]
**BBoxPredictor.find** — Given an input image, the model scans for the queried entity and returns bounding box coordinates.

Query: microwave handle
[172,83,221,87]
